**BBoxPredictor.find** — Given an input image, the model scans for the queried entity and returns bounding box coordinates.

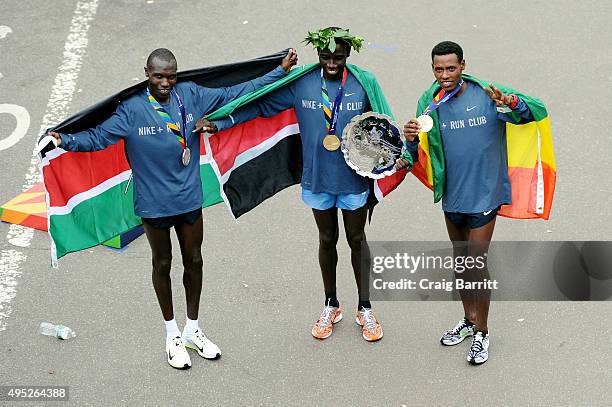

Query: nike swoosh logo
[168,350,174,360]
[466,106,477,112]
[345,92,355,97]
[483,210,492,216]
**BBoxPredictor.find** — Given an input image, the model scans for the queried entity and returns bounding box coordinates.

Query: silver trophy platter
[341,112,405,179]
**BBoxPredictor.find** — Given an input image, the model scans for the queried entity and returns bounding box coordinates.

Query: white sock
[164,319,181,340]
[185,317,199,334]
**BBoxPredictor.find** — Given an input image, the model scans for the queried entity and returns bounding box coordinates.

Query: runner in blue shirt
[208,28,384,342]
[402,41,534,365]
[48,47,297,369]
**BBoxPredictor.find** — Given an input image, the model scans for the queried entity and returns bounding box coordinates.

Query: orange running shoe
[311,301,343,339]
[355,307,383,342]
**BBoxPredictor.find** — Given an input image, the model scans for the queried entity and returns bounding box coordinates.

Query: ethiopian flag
[410,74,556,219]
[41,51,406,265]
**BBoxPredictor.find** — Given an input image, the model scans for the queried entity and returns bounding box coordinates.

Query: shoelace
[470,334,485,355]
[318,306,336,328]
[360,308,378,333]
[185,330,206,344]
[171,337,186,354]
[448,319,470,335]
[195,331,210,345]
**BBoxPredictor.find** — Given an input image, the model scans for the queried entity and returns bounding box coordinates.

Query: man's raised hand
[281,48,298,73]
[483,83,513,107]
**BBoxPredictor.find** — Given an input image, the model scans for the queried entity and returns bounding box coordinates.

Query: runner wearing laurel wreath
[210,27,402,342]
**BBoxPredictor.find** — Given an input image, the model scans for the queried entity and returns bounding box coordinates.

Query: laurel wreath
[303,27,364,53]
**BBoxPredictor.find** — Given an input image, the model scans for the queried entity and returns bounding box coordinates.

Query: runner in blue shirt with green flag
[48,47,297,370]
[401,41,542,366]
[208,28,386,342]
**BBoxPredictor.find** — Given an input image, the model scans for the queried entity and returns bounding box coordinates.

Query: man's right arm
[49,103,131,151]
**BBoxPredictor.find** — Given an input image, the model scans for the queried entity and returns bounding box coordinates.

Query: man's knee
[183,254,203,273]
[319,229,339,249]
[346,230,366,251]
[152,256,172,275]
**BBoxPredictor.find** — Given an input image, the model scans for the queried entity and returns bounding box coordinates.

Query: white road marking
[0,104,30,151]
[0,26,12,39]
[0,0,99,332]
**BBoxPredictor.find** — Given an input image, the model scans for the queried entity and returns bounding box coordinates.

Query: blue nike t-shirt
[60,66,286,217]
[215,68,372,195]
[437,81,533,213]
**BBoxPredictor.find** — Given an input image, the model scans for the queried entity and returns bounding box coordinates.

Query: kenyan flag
[42,53,404,265]
[204,108,301,218]
[42,50,294,264]
[203,62,409,214]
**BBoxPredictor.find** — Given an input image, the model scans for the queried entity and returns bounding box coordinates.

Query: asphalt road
[1,0,611,406]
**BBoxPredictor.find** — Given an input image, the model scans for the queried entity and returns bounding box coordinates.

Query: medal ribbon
[321,68,348,135]
[422,79,464,115]
[147,88,187,149]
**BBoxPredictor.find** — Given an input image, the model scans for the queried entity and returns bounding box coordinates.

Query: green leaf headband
[303,27,364,53]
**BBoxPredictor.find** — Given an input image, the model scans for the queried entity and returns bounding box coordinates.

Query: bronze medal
[323,135,341,151]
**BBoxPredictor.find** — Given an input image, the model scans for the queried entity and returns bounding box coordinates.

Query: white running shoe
[166,336,192,370]
[440,318,475,346]
[183,329,222,360]
[467,331,490,365]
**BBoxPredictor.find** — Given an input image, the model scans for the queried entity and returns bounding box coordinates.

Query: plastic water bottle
[39,322,76,340]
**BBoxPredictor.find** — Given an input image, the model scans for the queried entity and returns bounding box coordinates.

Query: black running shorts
[444,206,500,229]
[142,208,202,230]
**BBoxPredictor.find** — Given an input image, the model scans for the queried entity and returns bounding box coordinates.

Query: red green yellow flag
[411,73,556,220]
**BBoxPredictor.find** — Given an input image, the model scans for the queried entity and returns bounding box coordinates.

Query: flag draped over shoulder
[203,62,409,217]
[42,51,406,265]
[42,50,289,264]
[410,73,556,220]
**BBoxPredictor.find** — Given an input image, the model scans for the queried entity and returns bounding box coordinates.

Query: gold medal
[323,135,341,151]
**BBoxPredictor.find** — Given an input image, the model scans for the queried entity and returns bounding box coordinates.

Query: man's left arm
[483,83,533,124]
[196,49,297,115]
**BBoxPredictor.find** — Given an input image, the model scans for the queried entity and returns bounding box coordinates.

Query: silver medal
[181,147,191,166]
[416,114,434,133]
